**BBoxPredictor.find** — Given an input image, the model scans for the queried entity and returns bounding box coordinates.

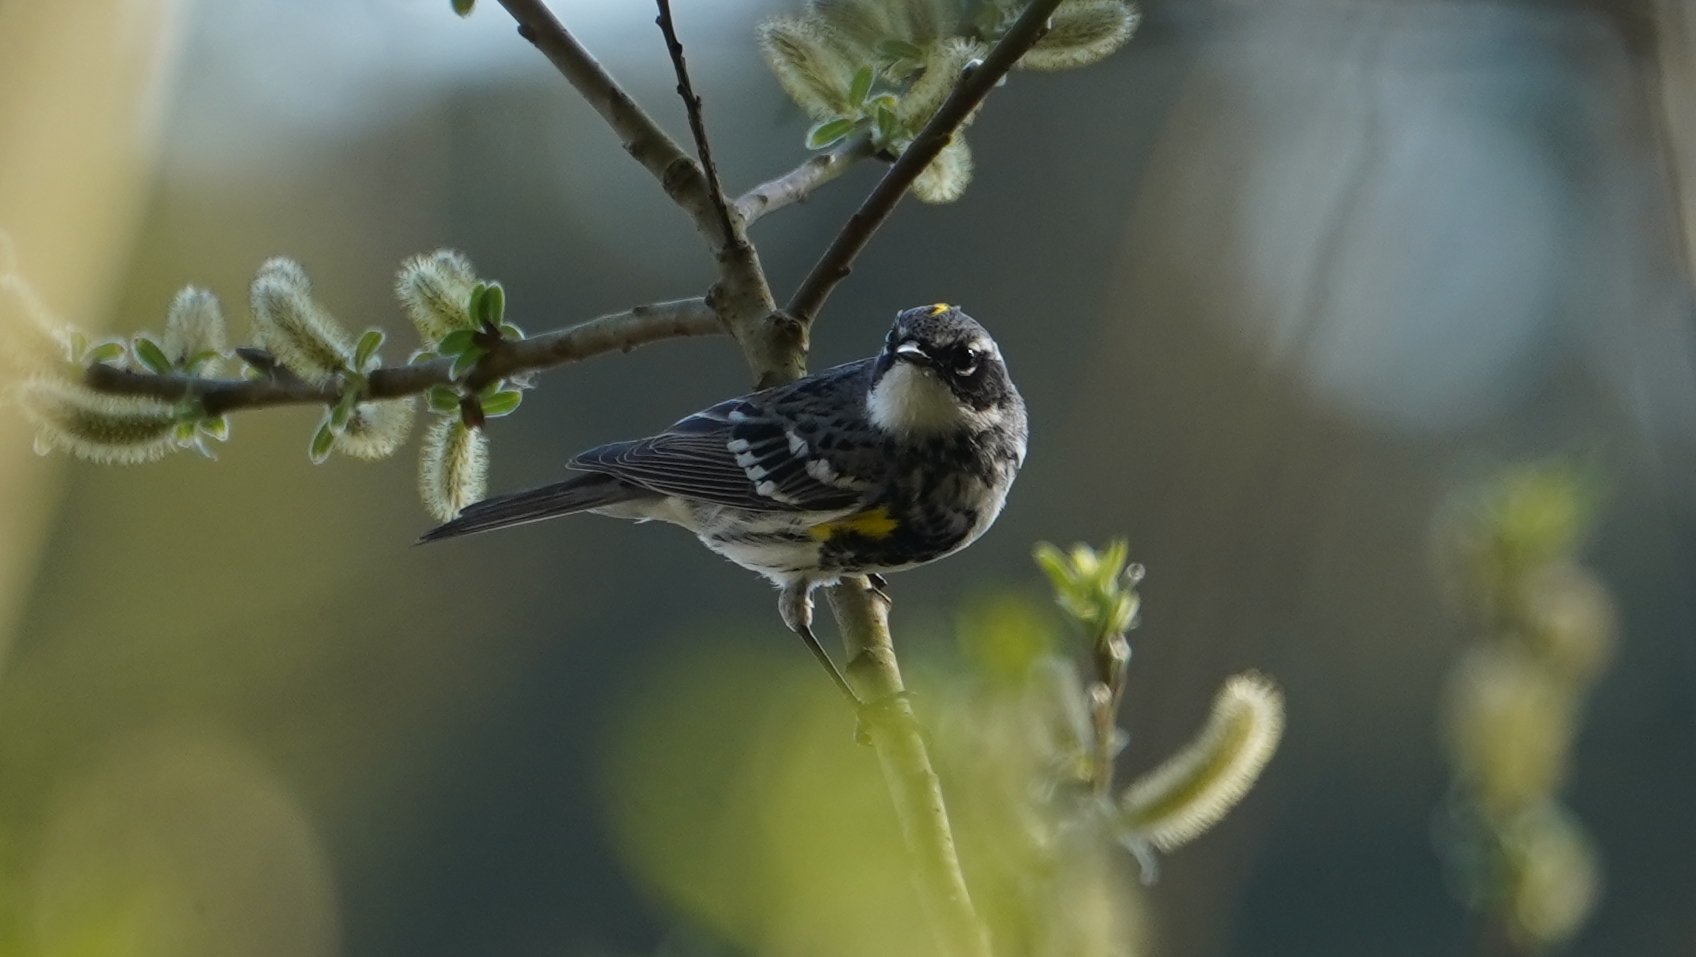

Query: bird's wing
[568,377,874,512]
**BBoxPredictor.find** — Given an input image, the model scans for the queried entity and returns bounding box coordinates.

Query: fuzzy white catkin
[419,416,488,521]
[1019,0,1140,72]
[812,0,956,47]
[395,250,479,344]
[19,377,181,464]
[1119,672,1284,850]
[162,286,230,374]
[333,397,418,461]
[249,259,353,386]
[897,38,986,131]
[912,136,973,204]
[758,16,862,119]
[0,274,72,377]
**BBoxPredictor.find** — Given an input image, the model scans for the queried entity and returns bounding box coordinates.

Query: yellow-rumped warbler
[421,304,1027,702]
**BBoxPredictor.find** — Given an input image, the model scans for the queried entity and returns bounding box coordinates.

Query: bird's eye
[956,350,980,377]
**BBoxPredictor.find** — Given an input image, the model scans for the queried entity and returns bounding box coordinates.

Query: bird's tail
[418,472,641,543]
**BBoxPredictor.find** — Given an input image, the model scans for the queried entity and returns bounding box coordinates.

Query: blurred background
[0,0,1692,955]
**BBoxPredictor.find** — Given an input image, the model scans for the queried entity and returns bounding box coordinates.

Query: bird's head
[868,304,1019,439]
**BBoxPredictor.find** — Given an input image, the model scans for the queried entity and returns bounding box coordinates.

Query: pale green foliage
[161,286,230,376]
[1444,644,1574,817]
[1119,672,1284,851]
[1034,539,1140,638]
[1019,0,1139,71]
[452,0,474,15]
[758,0,1137,203]
[1433,461,1614,948]
[19,377,181,464]
[249,258,354,386]
[396,249,480,344]
[419,415,488,521]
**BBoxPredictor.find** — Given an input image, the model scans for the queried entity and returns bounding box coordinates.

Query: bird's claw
[852,689,915,745]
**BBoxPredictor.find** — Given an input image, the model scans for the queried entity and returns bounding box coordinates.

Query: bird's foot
[865,573,893,607]
[852,689,915,746]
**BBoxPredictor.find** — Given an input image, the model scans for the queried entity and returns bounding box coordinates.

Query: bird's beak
[894,340,931,366]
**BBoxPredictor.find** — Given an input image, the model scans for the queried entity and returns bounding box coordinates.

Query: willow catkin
[758,16,862,119]
[1020,0,1140,72]
[419,416,488,521]
[1120,672,1284,850]
[249,258,352,385]
[19,377,180,464]
[912,136,974,204]
[395,250,478,344]
[162,286,229,374]
[897,38,985,131]
[333,397,418,461]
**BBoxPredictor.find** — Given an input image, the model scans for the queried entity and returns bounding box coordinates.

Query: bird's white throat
[867,362,976,438]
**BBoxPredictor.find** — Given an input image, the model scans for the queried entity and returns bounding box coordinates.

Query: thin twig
[492,0,786,386]
[828,577,993,957]
[734,134,878,228]
[653,0,738,249]
[786,0,1065,325]
[493,0,721,246]
[84,298,723,417]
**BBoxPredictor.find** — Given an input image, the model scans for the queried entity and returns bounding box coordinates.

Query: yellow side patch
[928,302,952,315]
[809,506,900,541]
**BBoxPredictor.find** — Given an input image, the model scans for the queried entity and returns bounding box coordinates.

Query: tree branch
[493,0,721,246]
[492,0,788,388]
[83,298,723,417]
[734,134,878,228]
[786,0,1065,325]
[653,0,738,248]
[829,577,992,957]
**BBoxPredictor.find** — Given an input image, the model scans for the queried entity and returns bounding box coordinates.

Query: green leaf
[876,103,901,146]
[409,349,439,365]
[438,329,476,356]
[427,384,461,413]
[330,388,361,431]
[480,390,522,418]
[450,345,486,381]
[848,65,874,107]
[451,0,474,15]
[498,322,524,341]
[199,416,229,441]
[309,420,335,464]
[475,282,505,328]
[806,117,857,150]
[133,336,172,375]
[183,349,222,376]
[465,282,489,328]
[354,328,385,371]
[877,39,925,62]
[84,340,126,365]
[68,329,90,361]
